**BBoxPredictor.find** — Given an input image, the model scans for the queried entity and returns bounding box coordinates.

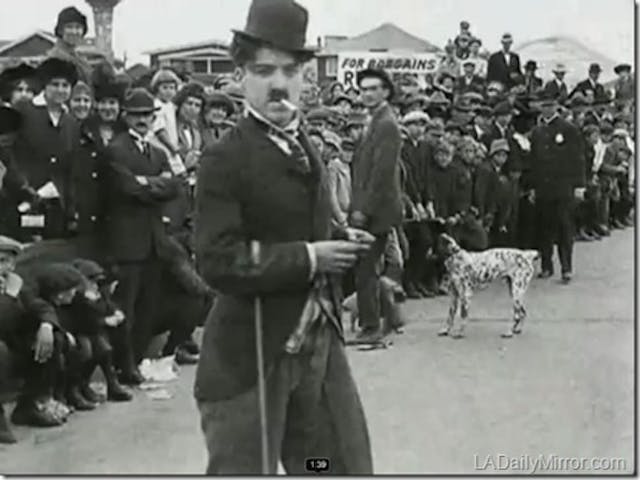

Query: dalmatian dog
[437,233,539,339]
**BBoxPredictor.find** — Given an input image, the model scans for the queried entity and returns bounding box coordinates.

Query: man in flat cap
[350,66,404,345]
[456,60,485,95]
[529,91,585,283]
[194,0,374,474]
[487,33,522,90]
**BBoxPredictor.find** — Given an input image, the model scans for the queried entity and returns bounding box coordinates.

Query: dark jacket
[523,75,543,95]
[543,79,569,103]
[487,51,522,89]
[570,78,607,102]
[400,137,432,205]
[100,131,179,262]
[529,115,586,199]
[193,114,345,402]
[480,123,523,173]
[455,75,485,95]
[351,102,404,234]
[428,161,463,218]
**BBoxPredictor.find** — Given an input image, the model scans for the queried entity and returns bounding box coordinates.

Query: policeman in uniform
[529,91,586,283]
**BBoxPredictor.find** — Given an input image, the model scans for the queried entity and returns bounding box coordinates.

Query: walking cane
[250,240,269,474]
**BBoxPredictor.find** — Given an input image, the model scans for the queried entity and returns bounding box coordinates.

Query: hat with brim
[614,63,632,74]
[492,101,513,116]
[462,92,484,103]
[36,263,85,299]
[489,138,510,156]
[438,72,455,83]
[356,68,395,100]
[94,80,126,103]
[0,105,23,135]
[402,110,430,125]
[232,0,315,55]
[307,107,331,122]
[0,235,22,256]
[0,63,38,99]
[332,93,353,106]
[589,63,602,74]
[536,90,558,106]
[428,91,451,106]
[122,88,159,114]
[205,91,235,116]
[344,112,367,128]
[71,258,105,282]
[37,58,78,86]
[552,63,567,74]
[524,60,538,71]
[55,6,87,38]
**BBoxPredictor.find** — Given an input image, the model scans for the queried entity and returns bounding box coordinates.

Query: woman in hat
[0,64,39,107]
[201,91,236,148]
[0,106,41,240]
[12,57,79,240]
[47,6,92,84]
[466,38,487,78]
[69,81,93,122]
[174,82,205,170]
[613,64,633,104]
[150,68,182,169]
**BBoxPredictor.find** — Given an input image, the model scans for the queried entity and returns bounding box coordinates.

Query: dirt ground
[0,228,635,475]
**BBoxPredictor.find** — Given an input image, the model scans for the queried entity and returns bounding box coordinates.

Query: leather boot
[0,404,16,444]
[180,338,200,356]
[67,386,96,411]
[11,399,63,427]
[100,358,133,402]
[118,367,145,386]
[174,346,199,365]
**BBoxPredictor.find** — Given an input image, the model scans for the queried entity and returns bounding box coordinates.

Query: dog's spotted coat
[438,234,539,338]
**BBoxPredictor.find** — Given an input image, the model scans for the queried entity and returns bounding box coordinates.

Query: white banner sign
[337,51,441,88]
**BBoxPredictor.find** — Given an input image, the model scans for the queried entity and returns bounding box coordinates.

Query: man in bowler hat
[100,88,179,384]
[570,63,607,103]
[528,91,585,283]
[350,67,404,343]
[194,0,374,474]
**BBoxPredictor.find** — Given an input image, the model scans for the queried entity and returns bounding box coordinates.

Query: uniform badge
[555,133,564,144]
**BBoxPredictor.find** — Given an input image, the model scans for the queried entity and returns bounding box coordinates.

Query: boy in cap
[456,61,485,95]
[47,6,92,84]
[194,0,374,473]
[202,91,236,148]
[1,253,84,433]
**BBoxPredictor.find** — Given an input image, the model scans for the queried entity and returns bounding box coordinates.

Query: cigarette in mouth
[280,99,296,110]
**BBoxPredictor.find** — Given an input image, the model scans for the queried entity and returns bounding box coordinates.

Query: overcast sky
[0,0,635,65]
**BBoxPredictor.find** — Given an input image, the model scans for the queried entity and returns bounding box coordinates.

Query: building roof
[319,23,441,56]
[515,35,620,86]
[144,39,230,56]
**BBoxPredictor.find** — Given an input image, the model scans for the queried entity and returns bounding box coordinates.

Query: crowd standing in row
[0,5,635,447]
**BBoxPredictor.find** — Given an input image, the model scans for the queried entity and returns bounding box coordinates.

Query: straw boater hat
[489,138,510,156]
[552,63,567,74]
[401,110,430,125]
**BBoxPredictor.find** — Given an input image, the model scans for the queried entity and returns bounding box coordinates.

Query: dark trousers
[518,197,537,249]
[155,290,210,355]
[535,196,576,274]
[403,222,432,289]
[354,233,388,331]
[197,324,373,475]
[112,259,163,369]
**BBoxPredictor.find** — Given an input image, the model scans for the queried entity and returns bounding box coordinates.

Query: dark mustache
[269,90,289,102]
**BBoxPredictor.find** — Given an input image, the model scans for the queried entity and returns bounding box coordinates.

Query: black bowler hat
[524,60,538,71]
[0,106,22,134]
[122,88,159,114]
[536,89,558,105]
[55,6,88,38]
[589,63,602,74]
[356,68,395,100]
[37,58,78,86]
[232,0,314,54]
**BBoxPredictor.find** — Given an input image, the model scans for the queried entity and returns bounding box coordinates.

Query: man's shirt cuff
[305,243,317,280]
